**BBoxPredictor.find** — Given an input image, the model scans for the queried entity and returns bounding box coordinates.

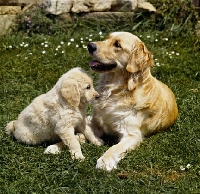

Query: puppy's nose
[88,43,97,54]
[95,94,100,100]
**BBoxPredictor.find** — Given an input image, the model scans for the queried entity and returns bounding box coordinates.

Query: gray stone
[79,11,135,21]
[0,6,21,14]
[43,0,156,15]
[44,0,73,15]
[0,15,16,35]
[138,2,156,12]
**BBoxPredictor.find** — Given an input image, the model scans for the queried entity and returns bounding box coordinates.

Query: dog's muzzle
[95,94,100,100]
[88,43,97,54]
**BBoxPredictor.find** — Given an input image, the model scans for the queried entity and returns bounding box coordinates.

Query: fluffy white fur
[87,32,178,171]
[6,67,103,160]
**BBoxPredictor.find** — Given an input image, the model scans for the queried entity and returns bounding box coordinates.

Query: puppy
[6,67,103,160]
[87,32,178,170]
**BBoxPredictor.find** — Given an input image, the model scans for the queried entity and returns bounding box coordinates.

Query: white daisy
[180,166,185,171]
[186,164,191,169]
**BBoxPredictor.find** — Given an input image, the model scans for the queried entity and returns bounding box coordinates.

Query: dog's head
[61,68,99,108]
[88,32,154,74]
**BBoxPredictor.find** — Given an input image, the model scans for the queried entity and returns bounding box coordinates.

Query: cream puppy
[6,67,103,160]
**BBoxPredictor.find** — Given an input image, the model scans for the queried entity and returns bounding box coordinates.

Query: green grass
[0,23,200,193]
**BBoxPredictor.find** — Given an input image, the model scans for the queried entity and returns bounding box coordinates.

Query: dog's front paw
[96,155,117,171]
[93,138,104,146]
[44,145,61,154]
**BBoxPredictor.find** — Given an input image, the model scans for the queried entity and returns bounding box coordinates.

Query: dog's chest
[94,88,139,131]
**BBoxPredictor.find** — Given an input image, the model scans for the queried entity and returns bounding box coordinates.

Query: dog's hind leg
[5,120,16,135]
[44,142,64,154]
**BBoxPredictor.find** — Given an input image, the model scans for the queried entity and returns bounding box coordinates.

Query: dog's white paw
[96,155,117,171]
[75,133,86,144]
[71,152,85,160]
[93,138,104,146]
[44,145,61,154]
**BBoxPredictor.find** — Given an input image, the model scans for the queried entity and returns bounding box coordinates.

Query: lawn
[0,19,200,193]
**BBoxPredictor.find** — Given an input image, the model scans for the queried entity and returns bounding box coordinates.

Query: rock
[18,0,46,3]
[79,12,135,21]
[111,0,137,12]
[72,0,112,13]
[0,15,16,35]
[138,2,157,12]
[44,0,73,15]
[59,13,73,22]
[43,0,156,15]
[0,6,21,14]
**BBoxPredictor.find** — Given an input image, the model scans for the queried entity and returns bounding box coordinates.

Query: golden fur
[6,67,103,160]
[87,32,178,170]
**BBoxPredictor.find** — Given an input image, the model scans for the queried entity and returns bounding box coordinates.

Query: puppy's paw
[44,145,61,154]
[71,152,85,160]
[92,138,104,146]
[75,133,86,144]
[96,155,117,171]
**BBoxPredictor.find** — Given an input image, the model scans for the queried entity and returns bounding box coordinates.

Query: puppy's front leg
[77,119,104,146]
[96,130,142,171]
[57,127,85,160]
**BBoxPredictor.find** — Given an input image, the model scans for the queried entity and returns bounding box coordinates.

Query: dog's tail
[5,120,16,135]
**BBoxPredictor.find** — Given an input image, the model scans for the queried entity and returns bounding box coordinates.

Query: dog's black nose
[88,43,97,54]
[95,95,100,100]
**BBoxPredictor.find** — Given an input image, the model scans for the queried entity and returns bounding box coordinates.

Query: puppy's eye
[86,85,90,90]
[114,41,121,48]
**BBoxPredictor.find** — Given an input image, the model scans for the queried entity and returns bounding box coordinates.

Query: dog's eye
[86,85,90,90]
[114,41,121,48]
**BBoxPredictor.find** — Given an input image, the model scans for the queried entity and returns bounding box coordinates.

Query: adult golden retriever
[6,68,103,159]
[87,32,178,171]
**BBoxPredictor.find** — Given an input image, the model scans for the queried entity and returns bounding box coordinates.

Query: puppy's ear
[61,82,80,108]
[126,41,153,74]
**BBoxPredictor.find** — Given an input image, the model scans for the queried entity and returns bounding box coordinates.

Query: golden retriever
[87,32,178,171]
[6,67,103,160]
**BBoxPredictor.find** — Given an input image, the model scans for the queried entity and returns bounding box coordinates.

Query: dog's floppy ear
[126,41,153,74]
[61,81,80,108]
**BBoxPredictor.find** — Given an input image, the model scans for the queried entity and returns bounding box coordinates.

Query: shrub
[16,5,70,35]
[149,0,199,30]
